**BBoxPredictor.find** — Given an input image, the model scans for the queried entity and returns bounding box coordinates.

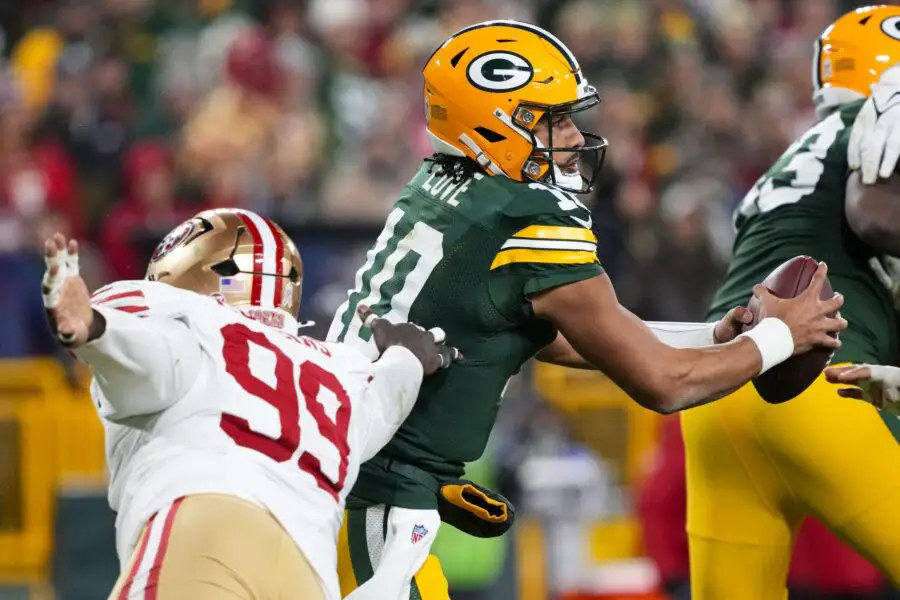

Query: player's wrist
[375,345,425,394]
[87,309,106,343]
[380,344,425,372]
[737,317,794,375]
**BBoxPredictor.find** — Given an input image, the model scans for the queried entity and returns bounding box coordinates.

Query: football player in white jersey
[40,208,459,600]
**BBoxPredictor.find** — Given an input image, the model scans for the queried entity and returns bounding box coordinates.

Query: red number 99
[219,323,351,501]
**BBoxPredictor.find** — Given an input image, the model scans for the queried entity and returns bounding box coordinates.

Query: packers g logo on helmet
[424,20,607,194]
[466,52,534,92]
[813,5,900,117]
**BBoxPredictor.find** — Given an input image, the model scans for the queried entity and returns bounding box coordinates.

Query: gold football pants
[682,369,900,600]
[109,494,324,599]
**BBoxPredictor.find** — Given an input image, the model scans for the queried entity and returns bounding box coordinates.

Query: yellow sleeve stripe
[512,225,597,243]
[490,248,598,270]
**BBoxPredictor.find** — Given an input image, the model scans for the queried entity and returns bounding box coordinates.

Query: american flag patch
[219,277,246,293]
[410,524,429,544]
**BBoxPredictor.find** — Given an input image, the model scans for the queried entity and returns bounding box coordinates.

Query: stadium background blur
[0,0,898,598]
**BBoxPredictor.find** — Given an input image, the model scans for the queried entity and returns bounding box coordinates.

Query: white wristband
[737,318,794,375]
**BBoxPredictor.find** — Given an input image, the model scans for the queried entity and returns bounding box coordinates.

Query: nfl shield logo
[410,524,428,544]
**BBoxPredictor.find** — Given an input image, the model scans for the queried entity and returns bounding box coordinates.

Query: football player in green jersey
[328,20,844,600]
[682,6,900,600]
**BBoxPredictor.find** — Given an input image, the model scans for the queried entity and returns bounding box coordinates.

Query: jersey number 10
[219,323,351,501]
[331,207,444,344]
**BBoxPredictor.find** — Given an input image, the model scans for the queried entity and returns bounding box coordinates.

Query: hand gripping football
[743,256,837,404]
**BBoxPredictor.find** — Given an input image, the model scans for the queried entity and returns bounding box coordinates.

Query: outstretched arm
[350,305,461,461]
[530,272,843,414]
[43,233,202,420]
[536,307,753,369]
[75,307,202,419]
[357,346,424,462]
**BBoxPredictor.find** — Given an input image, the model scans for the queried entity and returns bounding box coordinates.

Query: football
[743,256,836,404]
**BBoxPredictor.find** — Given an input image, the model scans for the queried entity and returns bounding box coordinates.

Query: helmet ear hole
[474,127,506,143]
[289,266,300,282]
[211,259,240,277]
[450,47,469,67]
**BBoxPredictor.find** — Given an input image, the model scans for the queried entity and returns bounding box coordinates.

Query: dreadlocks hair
[424,154,483,184]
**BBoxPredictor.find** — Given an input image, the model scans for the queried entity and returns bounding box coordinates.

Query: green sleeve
[488,207,604,320]
[522,261,604,296]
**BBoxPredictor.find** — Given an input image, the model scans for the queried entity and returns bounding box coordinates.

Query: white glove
[825,363,900,415]
[848,64,900,184]
[868,255,900,311]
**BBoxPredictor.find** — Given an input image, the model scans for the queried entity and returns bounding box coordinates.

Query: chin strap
[551,162,585,190]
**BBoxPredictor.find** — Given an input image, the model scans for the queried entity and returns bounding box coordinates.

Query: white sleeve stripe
[500,239,597,252]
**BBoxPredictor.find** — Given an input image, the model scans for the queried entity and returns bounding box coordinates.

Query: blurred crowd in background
[1,0,891,355]
[1,0,899,599]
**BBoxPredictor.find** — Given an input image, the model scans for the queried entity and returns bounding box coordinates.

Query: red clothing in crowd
[99,200,196,279]
[100,141,196,279]
[0,140,82,236]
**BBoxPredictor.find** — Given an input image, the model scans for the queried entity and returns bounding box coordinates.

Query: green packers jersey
[709,100,898,365]
[327,162,604,508]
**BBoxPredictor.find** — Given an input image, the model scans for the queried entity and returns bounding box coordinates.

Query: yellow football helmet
[814,5,900,117]
[424,20,607,193]
[145,208,303,328]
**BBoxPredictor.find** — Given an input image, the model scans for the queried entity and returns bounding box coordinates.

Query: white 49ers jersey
[73,280,423,600]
